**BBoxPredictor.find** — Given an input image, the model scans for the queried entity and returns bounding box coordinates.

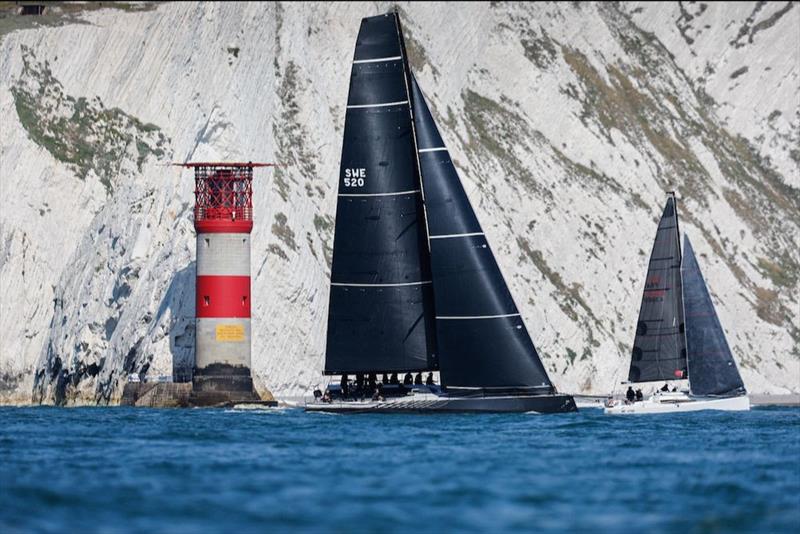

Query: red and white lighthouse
[180,162,273,401]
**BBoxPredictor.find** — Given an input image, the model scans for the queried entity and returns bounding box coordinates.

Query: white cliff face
[622,2,799,187]
[0,2,797,404]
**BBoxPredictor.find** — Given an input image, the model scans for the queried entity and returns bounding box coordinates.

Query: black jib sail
[410,76,553,391]
[324,13,437,375]
[628,194,687,383]
[682,237,746,397]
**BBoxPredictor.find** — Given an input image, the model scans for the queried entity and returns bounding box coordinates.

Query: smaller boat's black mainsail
[628,194,687,383]
[324,13,437,375]
[410,76,553,392]
[682,237,746,397]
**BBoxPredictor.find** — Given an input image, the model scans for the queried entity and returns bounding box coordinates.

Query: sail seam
[338,189,420,197]
[331,280,432,287]
[429,232,485,239]
[418,147,447,153]
[436,313,520,320]
[353,55,402,64]
[347,100,408,109]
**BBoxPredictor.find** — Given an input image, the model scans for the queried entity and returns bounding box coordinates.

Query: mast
[673,191,690,390]
[395,10,433,256]
[671,191,683,265]
[323,13,437,376]
[410,76,554,392]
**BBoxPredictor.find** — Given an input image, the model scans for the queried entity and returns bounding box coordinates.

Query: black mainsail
[682,237,746,397]
[628,194,688,383]
[410,76,553,392]
[324,13,437,375]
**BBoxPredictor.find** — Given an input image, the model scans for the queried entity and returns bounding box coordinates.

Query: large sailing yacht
[306,12,576,414]
[605,194,749,414]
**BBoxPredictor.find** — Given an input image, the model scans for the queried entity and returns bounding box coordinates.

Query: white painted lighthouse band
[182,162,271,400]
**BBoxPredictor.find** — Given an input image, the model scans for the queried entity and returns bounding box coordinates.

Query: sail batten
[410,76,553,390]
[324,13,437,375]
[682,237,746,397]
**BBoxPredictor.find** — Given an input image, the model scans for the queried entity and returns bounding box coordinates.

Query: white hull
[604,392,750,414]
[572,395,607,409]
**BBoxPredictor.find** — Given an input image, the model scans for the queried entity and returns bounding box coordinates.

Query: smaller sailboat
[605,194,749,414]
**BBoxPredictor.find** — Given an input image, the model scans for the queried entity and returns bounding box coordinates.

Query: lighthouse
[181,162,273,403]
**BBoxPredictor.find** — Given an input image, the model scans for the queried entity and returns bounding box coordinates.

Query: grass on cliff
[11,46,167,194]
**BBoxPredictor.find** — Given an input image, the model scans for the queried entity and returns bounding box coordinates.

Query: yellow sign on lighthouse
[215,324,245,342]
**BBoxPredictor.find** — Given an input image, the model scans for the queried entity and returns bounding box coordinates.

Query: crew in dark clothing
[356,374,364,393]
[635,389,643,402]
[403,373,413,385]
[414,372,423,385]
[661,383,670,392]
[426,372,434,386]
[372,382,384,402]
[626,386,635,403]
[368,373,377,391]
[382,373,389,385]
[390,374,399,385]
[340,375,349,398]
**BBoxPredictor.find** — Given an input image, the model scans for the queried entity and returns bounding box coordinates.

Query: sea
[1,406,798,533]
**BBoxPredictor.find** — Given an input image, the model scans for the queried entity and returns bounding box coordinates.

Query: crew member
[426,372,434,386]
[626,386,635,403]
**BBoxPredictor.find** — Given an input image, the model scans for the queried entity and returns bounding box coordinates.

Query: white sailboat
[605,194,750,415]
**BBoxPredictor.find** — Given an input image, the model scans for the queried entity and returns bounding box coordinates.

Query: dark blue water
[1,407,798,533]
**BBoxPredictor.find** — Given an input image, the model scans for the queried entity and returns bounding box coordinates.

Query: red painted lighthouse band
[196,276,251,318]
[195,219,253,234]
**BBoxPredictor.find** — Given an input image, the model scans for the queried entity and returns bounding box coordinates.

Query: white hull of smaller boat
[604,393,750,414]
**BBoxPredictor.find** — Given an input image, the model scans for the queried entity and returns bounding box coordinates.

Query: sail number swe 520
[344,168,366,187]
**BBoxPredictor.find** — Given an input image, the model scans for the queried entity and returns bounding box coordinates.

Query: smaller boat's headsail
[681,236,746,397]
[628,194,687,383]
[411,76,553,392]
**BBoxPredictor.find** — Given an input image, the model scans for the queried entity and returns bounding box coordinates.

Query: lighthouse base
[191,376,259,406]
[190,364,262,406]
[192,363,270,406]
[120,365,275,408]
